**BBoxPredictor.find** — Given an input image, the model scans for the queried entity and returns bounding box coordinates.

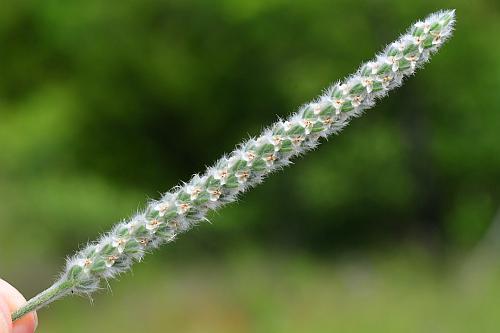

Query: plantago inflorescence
[12,9,455,321]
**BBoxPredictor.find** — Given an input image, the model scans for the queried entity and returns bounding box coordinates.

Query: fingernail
[0,299,12,333]
[12,313,38,333]
[33,312,38,331]
[0,314,10,333]
[0,317,10,333]
[12,323,31,333]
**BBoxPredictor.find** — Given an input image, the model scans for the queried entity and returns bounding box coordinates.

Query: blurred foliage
[37,249,500,333]
[0,0,499,331]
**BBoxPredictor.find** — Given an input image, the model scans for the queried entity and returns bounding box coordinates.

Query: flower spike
[12,9,455,322]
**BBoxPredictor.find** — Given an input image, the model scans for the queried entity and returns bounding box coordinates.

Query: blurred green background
[1,0,499,332]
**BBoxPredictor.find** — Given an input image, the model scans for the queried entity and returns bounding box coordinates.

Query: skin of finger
[0,296,13,333]
[0,280,37,333]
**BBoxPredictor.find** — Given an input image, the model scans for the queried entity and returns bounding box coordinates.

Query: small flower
[243,151,256,166]
[236,170,250,184]
[291,135,305,146]
[214,168,229,185]
[272,135,282,151]
[138,238,149,247]
[300,119,313,134]
[415,21,431,33]
[176,202,191,215]
[105,255,119,268]
[80,258,93,273]
[112,238,128,253]
[186,185,202,200]
[332,98,344,115]
[351,95,364,108]
[208,188,222,201]
[264,154,277,167]
[322,117,333,126]
[361,77,374,93]
[385,54,402,72]
[379,73,403,89]
[168,220,179,230]
[404,54,419,71]
[379,74,393,89]
[413,35,425,53]
[146,218,162,231]
[154,201,170,217]
[311,103,322,115]
[431,31,442,45]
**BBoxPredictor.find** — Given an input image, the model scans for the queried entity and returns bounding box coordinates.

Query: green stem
[11,279,74,322]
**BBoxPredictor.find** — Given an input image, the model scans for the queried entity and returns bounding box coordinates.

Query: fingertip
[0,280,37,333]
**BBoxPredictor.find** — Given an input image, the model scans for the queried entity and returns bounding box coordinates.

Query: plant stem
[11,279,74,322]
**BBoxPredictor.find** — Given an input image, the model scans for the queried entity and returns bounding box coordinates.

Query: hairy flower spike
[11,9,455,322]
